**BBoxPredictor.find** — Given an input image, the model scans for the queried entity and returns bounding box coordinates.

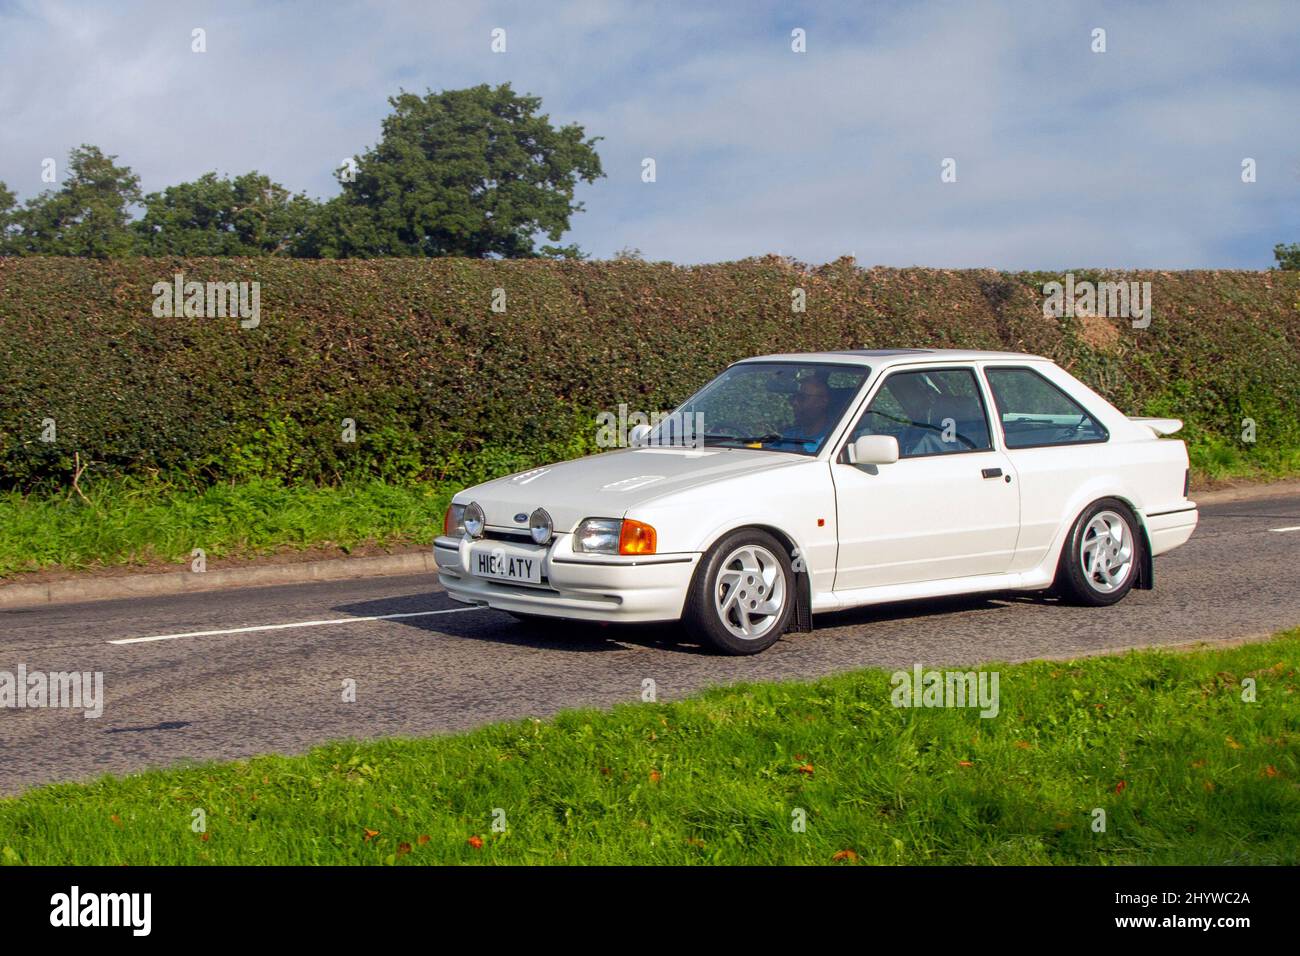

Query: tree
[0,181,16,255]
[306,84,603,258]
[12,145,141,257]
[135,172,318,256]
[1274,243,1300,270]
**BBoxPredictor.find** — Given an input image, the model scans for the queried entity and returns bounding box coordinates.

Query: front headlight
[573,517,658,555]
[443,502,467,537]
[573,518,622,554]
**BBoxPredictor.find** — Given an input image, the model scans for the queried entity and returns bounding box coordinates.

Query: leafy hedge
[1,256,1297,490]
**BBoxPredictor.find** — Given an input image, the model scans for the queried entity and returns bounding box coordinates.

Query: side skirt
[811,567,1056,614]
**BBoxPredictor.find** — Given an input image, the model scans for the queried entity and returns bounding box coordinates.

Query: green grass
[1188,437,1300,483]
[2,631,1297,865]
[0,478,449,577]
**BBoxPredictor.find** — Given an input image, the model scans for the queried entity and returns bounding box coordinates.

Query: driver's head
[792,374,831,431]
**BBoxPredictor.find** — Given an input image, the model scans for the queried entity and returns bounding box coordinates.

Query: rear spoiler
[1129,417,1184,437]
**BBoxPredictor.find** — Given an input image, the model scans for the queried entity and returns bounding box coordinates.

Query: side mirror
[628,424,652,447]
[847,434,899,465]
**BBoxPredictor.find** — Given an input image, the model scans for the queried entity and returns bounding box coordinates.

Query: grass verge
[1,631,1297,865]
[1189,437,1300,484]
[0,478,448,578]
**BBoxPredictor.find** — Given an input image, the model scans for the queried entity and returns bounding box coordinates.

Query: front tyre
[683,529,794,655]
[1056,498,1141,606]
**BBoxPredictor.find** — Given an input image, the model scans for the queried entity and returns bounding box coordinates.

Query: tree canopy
[0,86,603,259]
[0,182,17,255]
[134,172,316,256]
[305,84,603,258]
[8,145,141,258]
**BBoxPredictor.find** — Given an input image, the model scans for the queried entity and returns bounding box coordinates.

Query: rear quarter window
[984,367,1108,448]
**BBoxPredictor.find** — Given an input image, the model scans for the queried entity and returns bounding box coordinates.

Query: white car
[436,349,1198,654]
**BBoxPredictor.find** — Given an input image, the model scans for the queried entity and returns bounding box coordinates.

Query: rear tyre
[1055,498,1141,606]
[682,529,794,655]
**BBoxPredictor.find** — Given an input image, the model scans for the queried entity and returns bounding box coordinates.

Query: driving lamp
[529,508,554,545]
[463,502,485,538]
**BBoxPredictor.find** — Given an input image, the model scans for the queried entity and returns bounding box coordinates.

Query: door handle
[981,467,1003,479]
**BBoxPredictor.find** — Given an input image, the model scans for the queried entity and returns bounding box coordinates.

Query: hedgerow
[0,256,1296,490]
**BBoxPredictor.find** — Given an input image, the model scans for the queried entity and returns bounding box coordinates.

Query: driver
[783,373,833,450]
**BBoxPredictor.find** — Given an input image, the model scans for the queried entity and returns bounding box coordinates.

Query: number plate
[469,543,544,584]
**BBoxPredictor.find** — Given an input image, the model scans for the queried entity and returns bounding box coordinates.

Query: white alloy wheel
[1079,509,1134,593]
[713,543,787,640]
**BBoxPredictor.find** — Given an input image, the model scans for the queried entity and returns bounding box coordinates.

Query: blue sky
[1,0,1296,267]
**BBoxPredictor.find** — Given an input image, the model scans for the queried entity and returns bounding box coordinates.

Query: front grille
[484,527,533,543]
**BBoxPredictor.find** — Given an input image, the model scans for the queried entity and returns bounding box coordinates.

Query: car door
[830,366,1021,591]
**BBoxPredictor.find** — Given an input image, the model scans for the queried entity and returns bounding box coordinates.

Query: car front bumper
[434,532,700,623]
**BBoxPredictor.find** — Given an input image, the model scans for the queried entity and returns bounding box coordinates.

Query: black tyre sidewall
[683,529,794,655]
[1058,498,1141,606]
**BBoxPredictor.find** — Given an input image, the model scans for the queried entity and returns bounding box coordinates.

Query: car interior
[849,369,993,457]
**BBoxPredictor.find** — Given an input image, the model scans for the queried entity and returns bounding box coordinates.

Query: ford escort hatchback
[436,350,1198,654]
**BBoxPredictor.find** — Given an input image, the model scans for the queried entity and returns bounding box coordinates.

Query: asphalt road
[1,495,1298,795]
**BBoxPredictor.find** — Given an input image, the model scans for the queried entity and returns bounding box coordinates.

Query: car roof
[736,348,1048,368]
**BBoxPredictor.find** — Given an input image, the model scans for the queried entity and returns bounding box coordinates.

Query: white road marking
[1269,526,1300,533]
[108,606,484,645]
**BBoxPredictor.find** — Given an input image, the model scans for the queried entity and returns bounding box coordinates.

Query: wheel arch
[696,521,814,633]
[1047,488,1153,590]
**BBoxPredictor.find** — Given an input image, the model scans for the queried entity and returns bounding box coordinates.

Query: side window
[847,368,993,458]
[984,367,1108,449]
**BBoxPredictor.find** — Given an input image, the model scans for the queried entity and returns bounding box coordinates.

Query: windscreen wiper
[743,433,816,444]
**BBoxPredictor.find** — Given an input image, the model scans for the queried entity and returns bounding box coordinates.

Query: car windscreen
[652,362,869,455]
